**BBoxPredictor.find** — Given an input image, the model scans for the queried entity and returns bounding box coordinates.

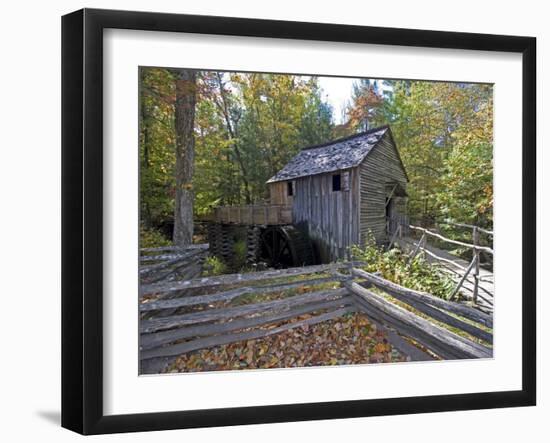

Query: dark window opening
[332,174,341,191]
[287,181,294,196]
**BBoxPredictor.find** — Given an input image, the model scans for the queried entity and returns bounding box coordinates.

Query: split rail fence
[391,221,494,307]
[140,244,209,284]
[139,262,493,373]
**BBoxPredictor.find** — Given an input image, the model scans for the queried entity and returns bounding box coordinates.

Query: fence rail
[139,262,492,373]
[400,222,493,306]
[140,244,209,285]
[441,220,493,236]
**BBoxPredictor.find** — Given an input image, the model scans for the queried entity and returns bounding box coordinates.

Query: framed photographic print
[61,8,536,435]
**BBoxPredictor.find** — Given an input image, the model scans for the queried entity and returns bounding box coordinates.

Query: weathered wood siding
[292,169,360,262]
[269,181,293,206]
[359,132,408,244]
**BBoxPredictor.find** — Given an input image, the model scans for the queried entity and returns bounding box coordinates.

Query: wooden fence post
[472,226,480,305]
[407,231,426,266]
[448,255,477,301]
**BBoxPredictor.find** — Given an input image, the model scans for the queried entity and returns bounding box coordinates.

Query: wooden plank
[345,281,492,359]
[356,307,434,362]
[139,356,177,374]
[140,275,343,312]
[140,288,349,333]
[140,306,355,360]
[352,268,493,328]
[139,256,188,275]
[141,262,362,296]
[140,244,208,254]
[384,327,435,362]
[139,248,206,275]
[140,253,187,263]
[143,251,206,275]
[147,257,206,284]
[344,268,489,342]
[209,204,292,225]
[353,295,459,360]
[140,297,353,351]
[357,281,493,343]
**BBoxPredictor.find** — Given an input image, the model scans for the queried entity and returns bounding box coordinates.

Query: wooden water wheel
[259,225,315,268]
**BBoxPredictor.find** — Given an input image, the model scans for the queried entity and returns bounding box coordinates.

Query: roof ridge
[300,125,389,151]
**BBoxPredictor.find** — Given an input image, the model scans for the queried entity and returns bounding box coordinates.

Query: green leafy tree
[139,67,176,230]
[352,80,494,229]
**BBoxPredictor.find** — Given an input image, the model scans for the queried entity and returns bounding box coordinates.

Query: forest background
[139,68,493,243]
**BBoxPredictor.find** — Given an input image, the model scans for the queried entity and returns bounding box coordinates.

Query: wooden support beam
[385,184,398,207]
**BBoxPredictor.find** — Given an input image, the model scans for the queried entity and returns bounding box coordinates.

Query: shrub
[202,256,228,276]
[350,234,454,299]
[140,225,171,249]
[233,239,247,270]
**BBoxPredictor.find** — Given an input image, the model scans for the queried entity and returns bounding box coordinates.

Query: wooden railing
[139,262,492,372]
[211,204,292,226]
[403,223,493,306]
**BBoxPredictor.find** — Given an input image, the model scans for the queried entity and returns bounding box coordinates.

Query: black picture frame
[61,8,536,435]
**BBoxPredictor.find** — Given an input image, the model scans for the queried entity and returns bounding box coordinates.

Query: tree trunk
[173,69,197,246]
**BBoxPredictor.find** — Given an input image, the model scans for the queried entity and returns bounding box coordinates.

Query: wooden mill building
[266,125,409,262]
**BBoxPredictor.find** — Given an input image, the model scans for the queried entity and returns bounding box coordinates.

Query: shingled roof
[266,126,389,183]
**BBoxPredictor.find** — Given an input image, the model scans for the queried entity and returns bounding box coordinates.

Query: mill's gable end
[358,128,409,244]
[266,125,409,261]
[266,126,390,185]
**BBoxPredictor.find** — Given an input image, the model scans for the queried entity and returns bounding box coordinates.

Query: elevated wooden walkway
[208,204,292,226]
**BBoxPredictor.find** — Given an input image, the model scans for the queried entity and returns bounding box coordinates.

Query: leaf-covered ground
[165,312,407,373]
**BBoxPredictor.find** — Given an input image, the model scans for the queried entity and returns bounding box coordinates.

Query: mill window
[332,174,341,192]
[287,181,294,196]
